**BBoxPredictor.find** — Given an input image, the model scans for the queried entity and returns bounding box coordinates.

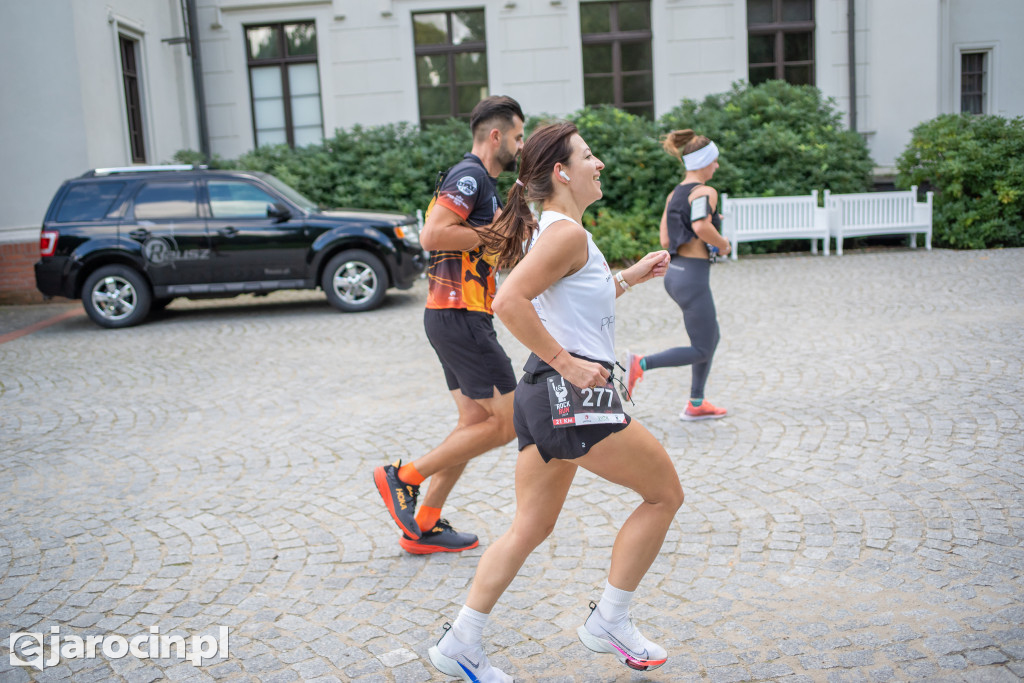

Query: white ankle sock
[596,580,634,623]
[451,605,489,645]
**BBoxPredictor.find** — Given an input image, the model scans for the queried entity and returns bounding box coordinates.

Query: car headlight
[396,222,421,247]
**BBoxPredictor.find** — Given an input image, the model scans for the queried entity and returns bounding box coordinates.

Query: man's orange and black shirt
[425,153,502,315]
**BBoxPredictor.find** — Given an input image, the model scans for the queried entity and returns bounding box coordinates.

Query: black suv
[35,166,426,328]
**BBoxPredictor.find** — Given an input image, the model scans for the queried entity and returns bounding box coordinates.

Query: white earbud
[559,170,571,182]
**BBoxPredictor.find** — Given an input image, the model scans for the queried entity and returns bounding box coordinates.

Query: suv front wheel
[82,265,152,329]
[322,249,388,313]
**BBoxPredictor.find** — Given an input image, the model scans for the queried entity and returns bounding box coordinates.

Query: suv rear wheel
[322,249,387,312]
[82,265,152,329]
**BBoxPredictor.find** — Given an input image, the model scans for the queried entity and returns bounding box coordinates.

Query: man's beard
[499,148,518,173]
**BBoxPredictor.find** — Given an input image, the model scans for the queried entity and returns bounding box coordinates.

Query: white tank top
[529,211,616,364]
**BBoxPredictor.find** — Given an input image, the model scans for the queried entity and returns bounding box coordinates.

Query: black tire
[81,265,152,329]
[321,249,388,312]
[150,297,174,312]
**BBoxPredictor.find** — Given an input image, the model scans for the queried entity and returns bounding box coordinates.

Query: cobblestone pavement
[2,247,1022,683]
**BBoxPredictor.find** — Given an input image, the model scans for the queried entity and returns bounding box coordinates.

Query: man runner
[373,95,525,554]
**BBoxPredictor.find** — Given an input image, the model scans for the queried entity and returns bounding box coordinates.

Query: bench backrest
[828,186,921,227]
[722,191,819,231]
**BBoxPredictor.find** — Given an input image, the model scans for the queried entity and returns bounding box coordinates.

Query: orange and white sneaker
[577,601,667,671]
[680,400,727,421]
[624,352,644,397]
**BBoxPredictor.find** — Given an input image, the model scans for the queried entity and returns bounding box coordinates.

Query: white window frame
[110,17,153,165]
[954,43,997,115]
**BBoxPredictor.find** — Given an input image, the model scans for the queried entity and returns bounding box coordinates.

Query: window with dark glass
[413,10,488,126]
[747,0,814,86]
[961,52,986,115]
[133,182,199,220]
[580,1,653,118]
[208,181,279,218]
[57,183,126,223]
[245,22,323,148]
[119,36,146,163]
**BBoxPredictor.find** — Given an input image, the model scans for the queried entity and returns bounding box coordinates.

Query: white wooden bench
[827,186,933,255]
[720,190,830,260]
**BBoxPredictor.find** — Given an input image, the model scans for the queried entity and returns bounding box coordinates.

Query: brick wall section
[0,241,51,304]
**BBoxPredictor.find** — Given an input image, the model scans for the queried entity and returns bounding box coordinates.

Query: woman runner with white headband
[624,129,732,421]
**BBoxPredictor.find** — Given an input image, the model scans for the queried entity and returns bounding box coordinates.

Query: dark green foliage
[172,81,874,262]
[177,120,474,216]
[658,80,873,199]
[896,113,1024,249]
[569,82,873,260]
[230,119,473,215]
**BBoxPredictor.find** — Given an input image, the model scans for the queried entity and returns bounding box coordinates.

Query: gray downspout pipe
[847,0,857,132]
[186,0,211,162]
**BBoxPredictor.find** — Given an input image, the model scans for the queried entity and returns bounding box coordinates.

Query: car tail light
[40,230,59,257]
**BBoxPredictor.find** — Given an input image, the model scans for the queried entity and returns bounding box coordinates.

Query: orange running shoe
[373,461,421,539]
[399,519,479,555]
[680,400,727,421]
[624,352,644,397]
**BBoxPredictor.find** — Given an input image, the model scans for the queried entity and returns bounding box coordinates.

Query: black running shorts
[512,374,631,463]
[424,308,517,400]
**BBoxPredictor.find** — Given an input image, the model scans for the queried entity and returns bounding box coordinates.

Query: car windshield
[258,173,320,212]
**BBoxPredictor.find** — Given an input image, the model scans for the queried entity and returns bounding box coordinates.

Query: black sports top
[665,182,722,253]
[425,153,503,314]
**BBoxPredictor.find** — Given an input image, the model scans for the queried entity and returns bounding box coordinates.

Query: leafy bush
[658,80,873,199]
[173,81,874,261]
[582,207,661,263]
[896,114,1024,248]
[562,83,873,259]
[179,120,474,215]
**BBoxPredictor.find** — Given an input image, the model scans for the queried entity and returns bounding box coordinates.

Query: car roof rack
[83,165,208,177]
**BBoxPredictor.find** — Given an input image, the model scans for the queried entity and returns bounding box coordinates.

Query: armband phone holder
[690,195,710,221]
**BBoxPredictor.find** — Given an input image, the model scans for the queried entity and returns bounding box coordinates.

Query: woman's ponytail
[476,121,579,270]
[482,181,536,270]
[662,129,711,161]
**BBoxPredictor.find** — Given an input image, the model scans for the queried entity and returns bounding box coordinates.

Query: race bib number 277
[546,375,626,428]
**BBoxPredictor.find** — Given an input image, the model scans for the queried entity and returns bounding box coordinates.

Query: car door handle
[218,226,238,237]
[129,228,150,240]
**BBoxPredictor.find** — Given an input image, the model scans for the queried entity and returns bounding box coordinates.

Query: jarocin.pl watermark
[9,625,229,671]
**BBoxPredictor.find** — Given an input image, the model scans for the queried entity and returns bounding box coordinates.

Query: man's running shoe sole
[576,625,667,671]
[372,465,420,539]
[400,536,479,554]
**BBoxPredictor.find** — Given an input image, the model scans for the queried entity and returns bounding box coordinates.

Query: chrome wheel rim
[332,261,378,304]
[90,275,138,321]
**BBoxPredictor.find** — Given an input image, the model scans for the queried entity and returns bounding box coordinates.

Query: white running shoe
[577,601,667,671]
[428,624,514,683]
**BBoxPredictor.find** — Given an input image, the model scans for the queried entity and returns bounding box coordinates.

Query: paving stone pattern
[1,248,1022,682]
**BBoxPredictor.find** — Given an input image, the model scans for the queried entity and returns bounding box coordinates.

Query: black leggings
[643,256,719,400]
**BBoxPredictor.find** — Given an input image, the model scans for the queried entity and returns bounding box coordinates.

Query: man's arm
[420,204,485,251]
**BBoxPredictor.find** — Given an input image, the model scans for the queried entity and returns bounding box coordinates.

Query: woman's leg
[464,445,578,613]
[575,420,684,590]
[681,288,720,400]
[643,260,711,371]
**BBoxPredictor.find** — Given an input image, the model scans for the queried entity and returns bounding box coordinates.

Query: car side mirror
[268,202,292,222]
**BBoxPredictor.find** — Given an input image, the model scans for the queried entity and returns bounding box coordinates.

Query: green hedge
[564,82,874,259]
[896,114,1024,249]
[175,81,875,262]
[176,120,470,216]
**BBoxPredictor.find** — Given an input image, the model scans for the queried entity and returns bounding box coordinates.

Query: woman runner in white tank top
[427,122,686,682]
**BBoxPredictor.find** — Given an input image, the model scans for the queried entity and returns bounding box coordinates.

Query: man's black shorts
[512,374,632,463]
[424,308,517,400]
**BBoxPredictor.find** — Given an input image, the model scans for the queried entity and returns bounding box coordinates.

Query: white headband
[682,141,719,171]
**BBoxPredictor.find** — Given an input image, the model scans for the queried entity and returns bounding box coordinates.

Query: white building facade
[1,0,1022,241]
[0,0,200,242]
